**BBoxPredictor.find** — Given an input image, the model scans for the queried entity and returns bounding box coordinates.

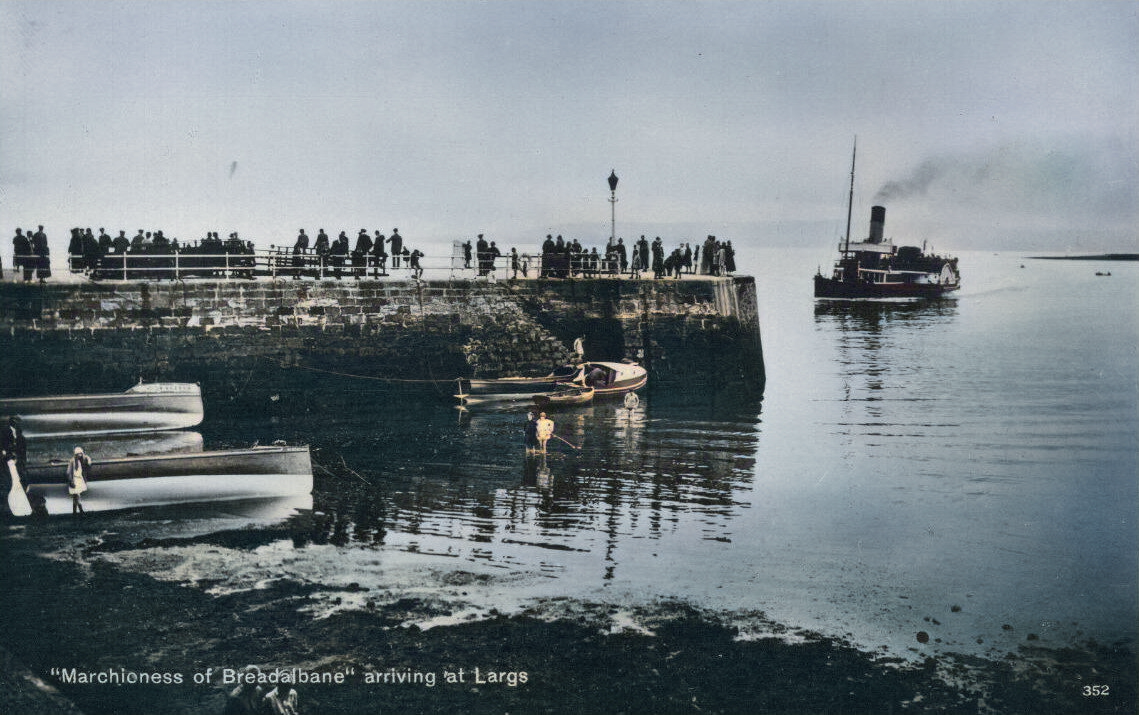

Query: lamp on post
[607,170,619,244]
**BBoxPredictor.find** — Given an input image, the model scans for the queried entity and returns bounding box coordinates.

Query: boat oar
[552,434,582,450]
[7,460,32,517]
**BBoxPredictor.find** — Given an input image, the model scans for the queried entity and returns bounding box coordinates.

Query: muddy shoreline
[2,522,1134,715]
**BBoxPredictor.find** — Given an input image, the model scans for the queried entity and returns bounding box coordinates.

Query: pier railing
[45,249,528,282]
[10,250,707,282]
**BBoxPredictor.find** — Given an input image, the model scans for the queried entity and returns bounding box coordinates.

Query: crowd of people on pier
[67,227,257,279]
[281,227,425,280]
[8,226,52,282]
[537,233,735,279]
[7,224,737,283]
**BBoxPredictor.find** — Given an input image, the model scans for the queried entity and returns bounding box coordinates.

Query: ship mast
[843,137,856,254]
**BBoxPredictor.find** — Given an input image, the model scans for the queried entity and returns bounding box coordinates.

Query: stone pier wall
[0,277,764,399]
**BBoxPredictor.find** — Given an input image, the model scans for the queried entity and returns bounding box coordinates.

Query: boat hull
[462,362,647,399]
[814,274,960,299]
[21,446,312,515]
[0,383,204,437]
[532,386,594,408]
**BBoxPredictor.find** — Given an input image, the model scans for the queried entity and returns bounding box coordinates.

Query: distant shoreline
[1027,253,1138,261]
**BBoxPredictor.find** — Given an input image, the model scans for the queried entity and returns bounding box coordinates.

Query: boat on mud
[0,382,204,437]
[460,361,647,400]
[814,144,960,299]
[18,444,312,516]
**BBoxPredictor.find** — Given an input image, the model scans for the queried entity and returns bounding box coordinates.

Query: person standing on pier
[475,234,489,275]
[12,229,30,281]
[489,241,502,276]
[389,228,403,269]
[331,232,349,278]
[409,248,424,279]
[352,229,372,279]
[651,237,665,279]
[292,229,309,279]
[701,235,716,274]
[32,225,51,283]
[372,232,387,275]
[314,229,330,277]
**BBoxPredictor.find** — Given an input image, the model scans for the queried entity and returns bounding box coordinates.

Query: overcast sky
[2,1,1135,255]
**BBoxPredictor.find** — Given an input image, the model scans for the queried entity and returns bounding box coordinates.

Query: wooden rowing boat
[19,444,312,516]
[0,382,204,437]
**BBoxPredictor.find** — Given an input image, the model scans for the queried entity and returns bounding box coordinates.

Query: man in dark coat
[98,228,113,255]
[389,228,403,269]
[352,229,372,278]
[372,231,387,275]
[540,234,556,277]
[475,234,489,276]
[651,237,665,279]
[82,228,102,272]
[32,225,51,282]
[292,229,309,279]
[68,228,84,271]
[330,232,349,278]
[12,229,31,281]
[701,235,717,275]
[488,240,501,276]
[524,412,539,451]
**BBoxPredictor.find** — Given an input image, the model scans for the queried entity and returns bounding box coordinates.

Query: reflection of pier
[295,395,761,584]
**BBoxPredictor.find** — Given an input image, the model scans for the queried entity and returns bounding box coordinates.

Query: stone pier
[0,277,764,398]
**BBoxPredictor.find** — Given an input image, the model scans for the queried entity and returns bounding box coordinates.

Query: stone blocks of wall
[0,277,764,395]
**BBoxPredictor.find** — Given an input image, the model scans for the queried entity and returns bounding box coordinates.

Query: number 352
[1082,685,1110,697]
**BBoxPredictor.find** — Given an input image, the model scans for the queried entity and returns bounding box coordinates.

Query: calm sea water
[18,248,1139,666]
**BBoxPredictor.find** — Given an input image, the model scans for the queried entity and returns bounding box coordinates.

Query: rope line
[281,360,460,385]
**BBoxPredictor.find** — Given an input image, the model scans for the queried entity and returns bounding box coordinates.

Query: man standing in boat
[536,412,555,453]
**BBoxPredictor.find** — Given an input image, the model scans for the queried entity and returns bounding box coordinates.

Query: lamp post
[608,170,619,244]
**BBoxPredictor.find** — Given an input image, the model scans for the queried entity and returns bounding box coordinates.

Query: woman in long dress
[67,446,90,514]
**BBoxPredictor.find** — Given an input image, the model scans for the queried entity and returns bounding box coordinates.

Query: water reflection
[276,384,762,585]
[813,299,962,447]
[28,430,204,463]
